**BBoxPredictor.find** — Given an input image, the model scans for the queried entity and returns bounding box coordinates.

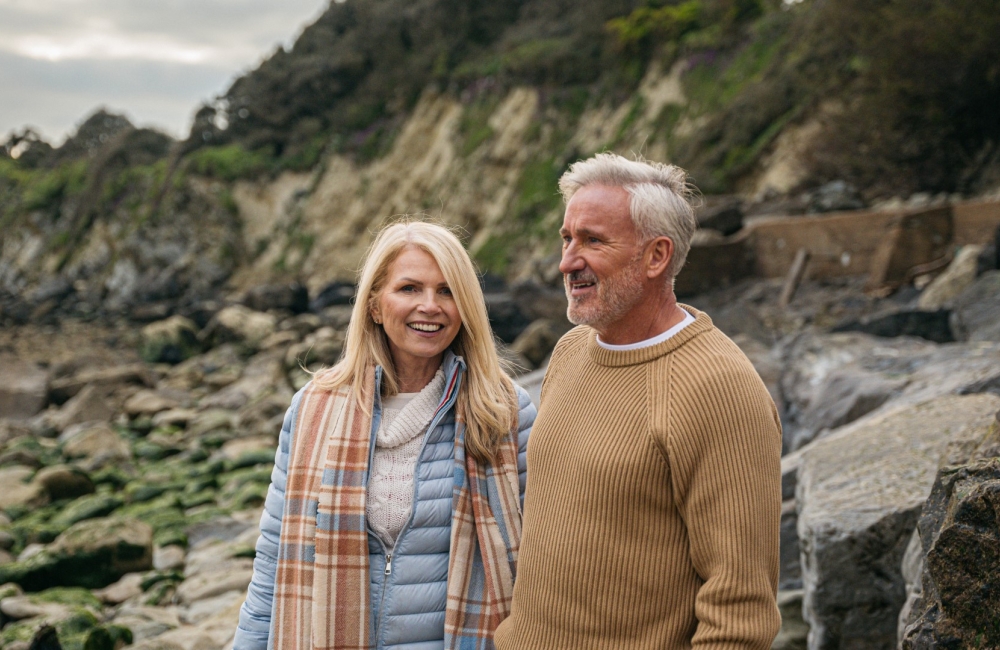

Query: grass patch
[185,144,272,181]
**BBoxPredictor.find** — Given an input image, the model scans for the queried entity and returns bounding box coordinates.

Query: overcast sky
[0,0,331,145]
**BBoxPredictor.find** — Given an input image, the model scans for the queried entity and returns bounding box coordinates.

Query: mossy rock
[0,609,98,648]
[88,467,131,491]
[178,489,216,510]
[222,482,268,509]
[218,466,273,494]
[140,315,201,364]
[226,449,276,471]
[0,518,154,591]
[52,494,124,527]
[152,526,188,549]
[80,624,132,650]
[123,482,183,504]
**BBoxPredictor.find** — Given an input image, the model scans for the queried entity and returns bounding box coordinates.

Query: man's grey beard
[564,256,645,329]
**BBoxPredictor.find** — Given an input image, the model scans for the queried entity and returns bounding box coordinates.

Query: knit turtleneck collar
[586,305,713,367]
[377,367,445,448]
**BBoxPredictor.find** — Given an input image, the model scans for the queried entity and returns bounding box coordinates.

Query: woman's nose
[418,289,442,312]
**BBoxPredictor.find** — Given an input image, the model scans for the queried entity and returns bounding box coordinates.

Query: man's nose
[559,241,585,275]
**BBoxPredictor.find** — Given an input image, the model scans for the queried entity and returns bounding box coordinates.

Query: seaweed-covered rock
[901,457,1000,649]
[0,518,152,591]
[33,467,94,502]
[140,316,201,365]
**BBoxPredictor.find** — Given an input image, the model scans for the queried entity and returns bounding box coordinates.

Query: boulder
[202,306,277,350]
[124,389,182,417]
[152,545,185,572]
[310,281,355,311]
[174,560,253,604]
[0,358,48,420]
[901,457,1000,649]
[916,244,983,310]
[950,270,1000,342]
[832,309,954,344]
[50,385,115,431]
[60,423,131,463]
[33,466,94,501]
[779,500,801,590]
[0,466,47,511]
[510,281,570,323]
[283,328,344,372]
[242,282,309,314]
[48,364,154,404]
[51,493,123,527]
[0,518,152,591]
[484,292,532,343]
[199,350,283,411]
[140,315,201,364]
[779,333,934,451]
[772,590,809,650]
[510,319,569,368]
[797,394,1000,650]
[93,572,144,604]
[110,604,180,642]
[696,196,744,235]
[790,368,908,452]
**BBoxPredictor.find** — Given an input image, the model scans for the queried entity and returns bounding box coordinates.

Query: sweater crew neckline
[586,305,713,367]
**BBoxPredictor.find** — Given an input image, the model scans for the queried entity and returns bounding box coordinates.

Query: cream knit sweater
[494,307,783,650]
[366,369,444,548]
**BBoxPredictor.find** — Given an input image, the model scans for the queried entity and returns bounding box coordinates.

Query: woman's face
[373,246,462,371]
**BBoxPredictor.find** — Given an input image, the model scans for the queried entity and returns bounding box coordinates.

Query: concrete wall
[954,200,1000,245]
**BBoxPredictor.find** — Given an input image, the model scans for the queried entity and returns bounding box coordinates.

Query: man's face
[559,185,646,330]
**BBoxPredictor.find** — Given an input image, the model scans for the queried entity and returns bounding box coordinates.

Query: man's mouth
[408,322,444,332]
[566,273,598,294]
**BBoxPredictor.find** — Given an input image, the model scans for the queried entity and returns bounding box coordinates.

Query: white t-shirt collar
[595,309,695,351]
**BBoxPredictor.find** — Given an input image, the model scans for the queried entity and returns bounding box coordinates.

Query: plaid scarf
[270,366,522,650]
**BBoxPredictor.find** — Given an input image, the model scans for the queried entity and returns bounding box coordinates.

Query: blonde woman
[233,221,535,650]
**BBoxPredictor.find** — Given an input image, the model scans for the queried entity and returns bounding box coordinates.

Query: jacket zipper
[369,361,464,646]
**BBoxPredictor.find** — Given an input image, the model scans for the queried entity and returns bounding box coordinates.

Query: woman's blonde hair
[315,219,518,462]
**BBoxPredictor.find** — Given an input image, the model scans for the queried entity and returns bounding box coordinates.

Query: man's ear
[646,236,674,279]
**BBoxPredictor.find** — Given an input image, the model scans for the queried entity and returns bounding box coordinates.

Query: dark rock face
[242,282,310,314]
[696,197,744,235]
[951,270,1000,342]
[310,282,356,311]
[901,457,1000,649]
[832,309,954,344]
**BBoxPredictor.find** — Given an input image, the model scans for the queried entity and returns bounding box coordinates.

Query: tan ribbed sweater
[494,307,782,650]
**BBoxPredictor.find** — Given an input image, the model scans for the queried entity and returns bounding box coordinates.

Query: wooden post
[779,248,810,308]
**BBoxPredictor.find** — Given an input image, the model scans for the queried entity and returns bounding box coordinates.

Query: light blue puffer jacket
[233,352,535,650]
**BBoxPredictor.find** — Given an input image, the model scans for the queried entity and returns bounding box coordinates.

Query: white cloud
[0,0,330,142]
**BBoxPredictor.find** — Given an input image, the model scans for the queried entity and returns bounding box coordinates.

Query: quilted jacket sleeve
[514,384,535,509]
[232,389,303,650]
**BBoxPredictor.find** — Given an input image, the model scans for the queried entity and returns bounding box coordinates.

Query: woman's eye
[439,287,452,296]
[400,285,417,293]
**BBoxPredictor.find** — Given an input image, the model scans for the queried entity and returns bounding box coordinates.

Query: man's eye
[588,237,600,244]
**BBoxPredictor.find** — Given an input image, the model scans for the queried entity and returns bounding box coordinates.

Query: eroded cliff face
[226,60,708,295]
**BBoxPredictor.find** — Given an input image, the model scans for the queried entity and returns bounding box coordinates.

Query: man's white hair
[558,153,698,278]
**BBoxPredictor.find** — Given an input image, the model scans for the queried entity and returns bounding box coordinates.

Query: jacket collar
[375,349,466,393]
